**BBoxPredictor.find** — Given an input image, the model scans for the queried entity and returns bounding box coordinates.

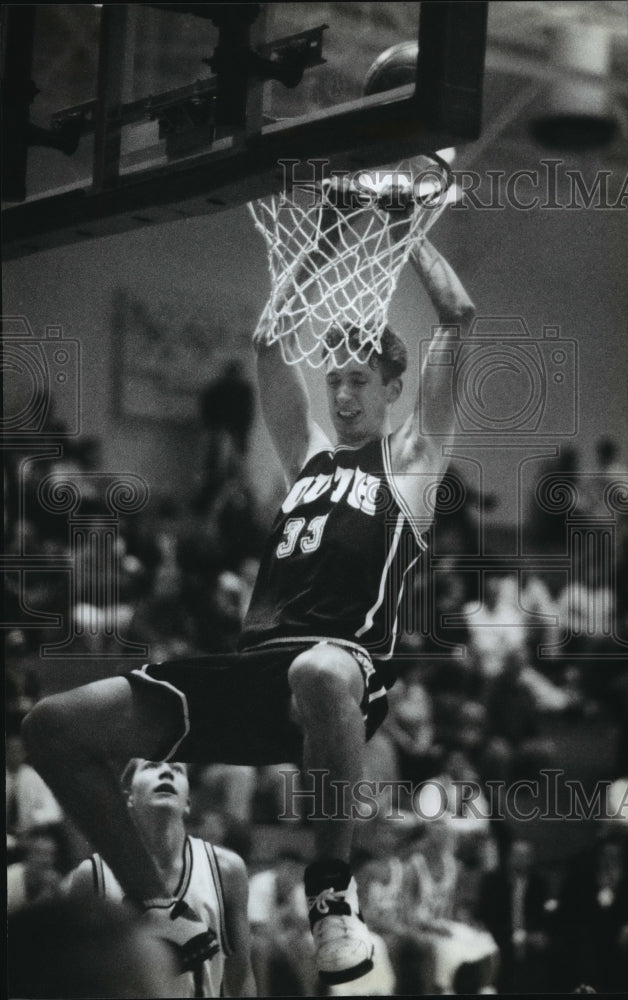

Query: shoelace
[307,886,349,916]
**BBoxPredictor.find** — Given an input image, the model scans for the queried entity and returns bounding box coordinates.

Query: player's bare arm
[390,237,475,518]
[215,847,257,998]
[256,338,331,484]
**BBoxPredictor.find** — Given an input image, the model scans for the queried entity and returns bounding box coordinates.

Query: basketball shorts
[125,638,394,766]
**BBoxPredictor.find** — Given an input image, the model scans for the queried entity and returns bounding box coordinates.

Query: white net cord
[248,155,454,368]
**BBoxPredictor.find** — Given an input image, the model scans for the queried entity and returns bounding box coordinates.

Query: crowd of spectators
[6,380,628,996]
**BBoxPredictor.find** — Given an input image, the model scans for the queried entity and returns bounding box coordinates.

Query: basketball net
[248,153,454,368]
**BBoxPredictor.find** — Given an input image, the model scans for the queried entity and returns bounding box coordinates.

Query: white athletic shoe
[307,878,375,985]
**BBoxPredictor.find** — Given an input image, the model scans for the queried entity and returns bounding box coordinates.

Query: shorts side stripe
[130,667,190,760]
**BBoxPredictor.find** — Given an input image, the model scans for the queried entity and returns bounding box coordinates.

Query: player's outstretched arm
[256,337,330,484]
[389,238,475,520]
[411,237,475,328]
[396,239,475,462]
[216,848,257,998]
[410,237,475,448]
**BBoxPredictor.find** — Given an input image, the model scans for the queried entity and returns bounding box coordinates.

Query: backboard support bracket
[2,2,488,259]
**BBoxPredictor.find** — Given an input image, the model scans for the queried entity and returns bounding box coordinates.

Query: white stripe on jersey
[355,510,405,644]
[204,843,233,957]
[382,437,429,550]
[387,552,420,656]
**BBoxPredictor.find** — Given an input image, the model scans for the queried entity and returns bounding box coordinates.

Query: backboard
[2,3,488,259]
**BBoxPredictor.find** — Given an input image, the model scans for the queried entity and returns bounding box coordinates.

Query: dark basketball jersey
[239,436,427,657]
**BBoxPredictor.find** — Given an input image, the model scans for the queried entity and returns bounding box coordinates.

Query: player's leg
[288,642,375,985]
[289,643,365,861]
[21,676,179,903]
[22,675,219,971]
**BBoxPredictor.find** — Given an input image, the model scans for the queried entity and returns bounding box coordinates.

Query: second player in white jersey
[67,760,255,998]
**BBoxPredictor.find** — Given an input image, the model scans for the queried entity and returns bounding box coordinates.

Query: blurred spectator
[4,551,70,649]
[198,360,255,455]
[195,361,255,516]
[359,802,499,995]
[552,783,628,994]
[129,559,198,660]
[6,646,41,716]
[131,535,256,657]
[124,494,182,594]
[405,566,476,695]
[439,749,499,888]
[475,837,556,994]
[248,852,317,996]
[381,679,444,786]
[464,575,528,681]
[190,363,264,566]
[582,436,628,522]
[191,763,257,827]
[607,777,628,827]
[433,695,489,765]
[200,474,264,569]
[6,731,63,855]
[483,649,580,793]
[203,570,248,652]
[528,446,579,553]
[176,523,260,652]
[432,463,498,568]
[518,571,562,667]
[186,805,253,870]
[8,824,67,913]
[31,443,105,545]
[485,650,539,758]
[352,677,442,858]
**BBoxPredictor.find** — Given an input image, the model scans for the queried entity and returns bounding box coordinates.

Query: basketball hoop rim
[247,147,455,369]
[400,149,454,206]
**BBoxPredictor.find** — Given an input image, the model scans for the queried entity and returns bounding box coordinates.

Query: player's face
[128,760,190,817]
[325,355,397,446]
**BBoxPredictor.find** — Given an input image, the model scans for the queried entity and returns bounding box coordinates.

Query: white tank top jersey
[87,837,232,999]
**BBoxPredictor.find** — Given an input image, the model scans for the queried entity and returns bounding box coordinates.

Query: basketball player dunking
[23,235,474,985]
[67,759,255,998]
